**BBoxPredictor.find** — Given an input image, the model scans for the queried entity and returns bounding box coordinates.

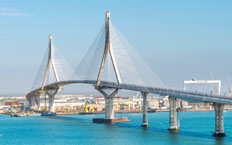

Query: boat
[41,112,56,116]
[10,114,20,117]
[10,113,27,117]
[148,109,156,113]
[30,113,41,117]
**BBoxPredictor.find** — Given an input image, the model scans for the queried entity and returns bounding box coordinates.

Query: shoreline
[56,109,226,115]
[2,109,231,116]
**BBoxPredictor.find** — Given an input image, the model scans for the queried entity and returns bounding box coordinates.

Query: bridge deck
[26,80,232,105]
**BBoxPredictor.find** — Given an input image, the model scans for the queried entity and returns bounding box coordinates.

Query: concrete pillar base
[141,123,150,127]
[212,133,227,137]
[168,127,180,131]
[93,118,130,123]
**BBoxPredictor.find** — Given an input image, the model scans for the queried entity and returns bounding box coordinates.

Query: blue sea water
[0,111,232,145]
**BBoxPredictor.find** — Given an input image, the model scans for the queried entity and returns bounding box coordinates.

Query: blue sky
[0,0,232,95]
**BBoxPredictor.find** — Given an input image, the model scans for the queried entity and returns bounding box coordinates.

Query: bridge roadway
[26,80,232,105]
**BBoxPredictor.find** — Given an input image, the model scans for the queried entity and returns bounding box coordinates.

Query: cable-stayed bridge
[26,11,232,137]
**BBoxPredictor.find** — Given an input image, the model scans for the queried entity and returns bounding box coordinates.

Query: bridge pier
[105,94,115,119]
[97,88,119,119]
[27,97,31,109]
[168,96,179,130]
[34,94,40,110]
[141,92,149,127]
[93,88,130,123]
[47,90,58,112]
[30,96,36,110]
[213,103,226,137]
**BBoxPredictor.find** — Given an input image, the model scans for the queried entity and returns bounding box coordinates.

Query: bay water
[0,111,232,145]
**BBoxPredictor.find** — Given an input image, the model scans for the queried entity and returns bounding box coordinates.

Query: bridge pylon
[29,34,61,112]
[96,11,122,87]
[41,34,60,90]
[41,34,61,112]
[93,11,129,123]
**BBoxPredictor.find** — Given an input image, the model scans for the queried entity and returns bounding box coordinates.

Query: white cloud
[0,7,28,17]
[0,12,27,16]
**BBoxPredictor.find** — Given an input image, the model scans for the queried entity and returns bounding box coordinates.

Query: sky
[0,0,232,96]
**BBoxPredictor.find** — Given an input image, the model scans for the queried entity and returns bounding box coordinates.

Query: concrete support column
[37,95,40,110]
[141,92,149,127]
[30,96,36,110]
[27,97,32,109]
[34,94,40,110]
[168,96,179,130]
[96,88,119,119]
[34,96,38,110]
[26,97,31,108]
[105,95,114,119]
[213,103,226,137]
[48,93,55,112]
[47,90,58,112]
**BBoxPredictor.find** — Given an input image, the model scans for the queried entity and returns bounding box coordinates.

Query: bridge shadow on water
[45,115,92,123]
[115,122,231,143]
[42,115,232,143]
